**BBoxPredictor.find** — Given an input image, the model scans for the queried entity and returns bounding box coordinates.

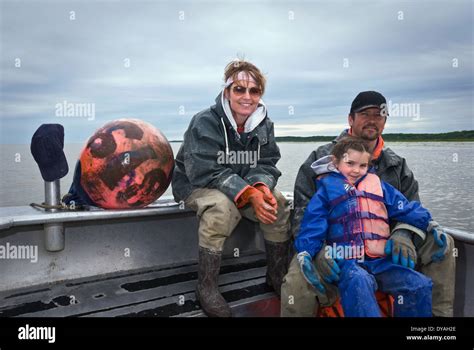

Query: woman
[172,60,291,317]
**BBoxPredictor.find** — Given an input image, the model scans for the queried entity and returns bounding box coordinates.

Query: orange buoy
[79,119,174,209]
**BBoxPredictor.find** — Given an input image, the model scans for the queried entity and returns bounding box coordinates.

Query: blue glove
[297,251,326,293]
[314,247,341,284]
[384,229,416,269]
[429,223,448,262]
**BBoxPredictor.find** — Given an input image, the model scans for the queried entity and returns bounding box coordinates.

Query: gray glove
[427,221,449,262]
[384,229,417,269]
[314,247,341,284]
[297,251,326,293]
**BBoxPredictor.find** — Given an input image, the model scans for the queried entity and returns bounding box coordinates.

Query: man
[281,91,455,317]
[173,60,291,317]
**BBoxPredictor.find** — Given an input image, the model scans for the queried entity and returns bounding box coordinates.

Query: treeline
[276,130,474,142]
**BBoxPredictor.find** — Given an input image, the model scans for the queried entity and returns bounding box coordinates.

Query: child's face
[335,149,371,184]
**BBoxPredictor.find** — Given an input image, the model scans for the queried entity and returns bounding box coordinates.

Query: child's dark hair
[331,136,372,161]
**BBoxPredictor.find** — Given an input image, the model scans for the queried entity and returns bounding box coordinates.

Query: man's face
[348,107,387,141]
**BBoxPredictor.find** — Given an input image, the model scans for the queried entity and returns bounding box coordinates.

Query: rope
[30,202,90,211]
[30,196,90,211]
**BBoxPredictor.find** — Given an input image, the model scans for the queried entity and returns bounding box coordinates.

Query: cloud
[0,0,472,143]
[275,123,348,136]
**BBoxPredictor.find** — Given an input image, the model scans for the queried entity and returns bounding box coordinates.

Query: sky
[0,0,473,143]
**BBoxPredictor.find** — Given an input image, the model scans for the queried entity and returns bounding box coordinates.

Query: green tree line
[275,130,474,142]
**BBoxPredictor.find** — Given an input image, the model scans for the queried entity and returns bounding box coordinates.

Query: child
[295,136,435,317]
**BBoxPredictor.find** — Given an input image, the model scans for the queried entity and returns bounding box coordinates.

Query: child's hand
[297,251,326,294]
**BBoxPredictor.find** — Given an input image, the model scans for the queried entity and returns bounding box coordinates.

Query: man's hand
[384,229,417,269]
[254,184,277,211]
[297,251,326,293]
[428,221,449,262]
[237,187,277,224]
[314,247,341,283]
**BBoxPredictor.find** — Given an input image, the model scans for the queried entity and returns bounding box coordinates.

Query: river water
[1,142,472,230]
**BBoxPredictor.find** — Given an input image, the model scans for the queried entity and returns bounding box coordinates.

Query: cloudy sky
[0,0,472,143]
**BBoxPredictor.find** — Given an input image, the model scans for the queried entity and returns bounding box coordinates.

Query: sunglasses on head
[231,85,262,97]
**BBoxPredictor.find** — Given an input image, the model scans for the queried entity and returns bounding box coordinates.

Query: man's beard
[360,126,380,141]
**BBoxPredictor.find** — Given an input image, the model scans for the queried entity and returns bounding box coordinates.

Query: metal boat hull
[1,194,472,317]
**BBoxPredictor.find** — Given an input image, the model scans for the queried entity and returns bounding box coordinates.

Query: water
[1,142,473,231]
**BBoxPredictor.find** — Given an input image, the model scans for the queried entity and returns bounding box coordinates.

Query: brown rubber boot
[264,240,291,297]
[195,247,232,317]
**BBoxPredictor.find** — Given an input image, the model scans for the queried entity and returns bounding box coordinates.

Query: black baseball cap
[350,91,387,114]
[30,124,69,182]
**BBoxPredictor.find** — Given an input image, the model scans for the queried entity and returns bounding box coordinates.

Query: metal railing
[0,192,472,248]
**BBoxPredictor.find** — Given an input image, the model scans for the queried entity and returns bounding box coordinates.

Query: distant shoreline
[170,130,474,143]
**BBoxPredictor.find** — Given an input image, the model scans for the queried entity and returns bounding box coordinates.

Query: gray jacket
[172,92,282,202]
[292,129,420,237]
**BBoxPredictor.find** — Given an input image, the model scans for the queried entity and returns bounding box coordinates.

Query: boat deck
[0,252,279,317]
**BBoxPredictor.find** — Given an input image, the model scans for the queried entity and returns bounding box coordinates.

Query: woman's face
[225,79,262,120]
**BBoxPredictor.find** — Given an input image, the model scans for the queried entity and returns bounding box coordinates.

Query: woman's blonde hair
[224,59,266,95]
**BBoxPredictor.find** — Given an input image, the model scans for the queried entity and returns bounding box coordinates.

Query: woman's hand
[254,184,278,211]
[237,187,277,224]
